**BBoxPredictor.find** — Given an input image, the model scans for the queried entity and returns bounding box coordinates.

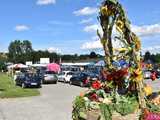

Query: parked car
[15,73,42,88]
[42,71,58,84]
[58,71,74,83]
[152,69,160,79]
[69,72,98,87]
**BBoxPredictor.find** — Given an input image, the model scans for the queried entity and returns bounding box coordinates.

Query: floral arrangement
[72,0,160,119]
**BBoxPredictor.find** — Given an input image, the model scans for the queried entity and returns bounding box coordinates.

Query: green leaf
[99,103,113,120]
[108,0,118,4]
[79,111,87,119]
[114,96,138,116]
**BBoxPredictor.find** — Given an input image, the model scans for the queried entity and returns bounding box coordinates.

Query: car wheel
[69,81,72,85]
[64,79,67,83]
[38,85,42,88]
[42,80,45,84]
[22,83,26,88]
[80,82,84,87]
[53,81,57,84]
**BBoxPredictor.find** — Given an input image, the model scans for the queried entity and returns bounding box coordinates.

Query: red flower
[106,74,113,81]
[89,93,98,101]
[107,68,128,82]
[92,81,101,90]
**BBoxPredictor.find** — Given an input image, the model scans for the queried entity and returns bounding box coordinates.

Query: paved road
[0,82,85,120]
[0,79,160,120]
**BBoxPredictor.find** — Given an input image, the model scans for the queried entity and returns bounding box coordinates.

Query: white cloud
[82,23,160,51]
[132,24,160,37]
[14,25,30,32]
[81,40,102,50]
[84,23,160,37]
[142,46,160,54]
[84,24,99,32]
[73,7,98,16]
[80,18,93,24]
[81,38,122,50]
[37,0,56,5]
[48,20,72,26]
[47,47,61,53]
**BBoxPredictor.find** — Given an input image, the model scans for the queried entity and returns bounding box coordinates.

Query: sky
[0,0,160,55]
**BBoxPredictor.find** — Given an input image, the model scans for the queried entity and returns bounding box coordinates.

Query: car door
[72,73,80,85]
[19,74,25,85]
[66,72,73,82]
[78,73,85,85]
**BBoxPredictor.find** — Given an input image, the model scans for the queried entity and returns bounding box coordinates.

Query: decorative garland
[72,0,160,120]
[98,0,146,108]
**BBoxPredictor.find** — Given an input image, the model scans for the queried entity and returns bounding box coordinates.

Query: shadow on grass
[0,88,5,91]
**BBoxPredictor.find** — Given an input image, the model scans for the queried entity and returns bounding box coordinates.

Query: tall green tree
[89,51,97,58]
[8,40,33,63]
[144,51,152,63]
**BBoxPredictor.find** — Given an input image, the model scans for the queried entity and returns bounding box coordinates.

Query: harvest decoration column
[98,0,146,108]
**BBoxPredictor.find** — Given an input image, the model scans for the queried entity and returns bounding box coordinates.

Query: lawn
[0,73,40,98]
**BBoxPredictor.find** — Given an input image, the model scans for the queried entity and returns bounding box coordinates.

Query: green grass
[0,73,40,98]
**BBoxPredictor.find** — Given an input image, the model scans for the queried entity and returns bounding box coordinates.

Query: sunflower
[116,20,124,33]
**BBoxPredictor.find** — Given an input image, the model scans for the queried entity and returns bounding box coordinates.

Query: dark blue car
[15,73,42,88]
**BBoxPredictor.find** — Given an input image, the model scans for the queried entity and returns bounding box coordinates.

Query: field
[0,73,40,98]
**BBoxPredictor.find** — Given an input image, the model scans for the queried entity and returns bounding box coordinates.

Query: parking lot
[0,79,159,120]
[0,82,85,120]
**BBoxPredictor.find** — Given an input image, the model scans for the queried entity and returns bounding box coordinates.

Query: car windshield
[59,72,65,75]
[67,72,74,75]
[25,73,36,78]
[45,71,56,74]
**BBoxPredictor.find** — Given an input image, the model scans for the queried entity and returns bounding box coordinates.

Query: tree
[0,61,6,71]
[8,40,33,63]
[0,53,8,62]
[89,51,97,58]
[144,51,151,63]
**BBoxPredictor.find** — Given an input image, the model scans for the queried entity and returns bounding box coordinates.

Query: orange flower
[80,92,85,97]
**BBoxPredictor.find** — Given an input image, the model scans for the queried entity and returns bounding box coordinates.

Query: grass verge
[0,73,40,98]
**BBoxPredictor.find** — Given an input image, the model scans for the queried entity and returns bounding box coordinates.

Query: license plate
[31,83,37,85]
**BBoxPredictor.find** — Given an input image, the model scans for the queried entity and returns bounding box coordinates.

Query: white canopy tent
[7,64,28,69]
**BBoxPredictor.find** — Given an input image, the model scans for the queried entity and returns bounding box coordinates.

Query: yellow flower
[100,6,108,16]
[132,34,141,51]
[133,68,143,82]
[116,20,124,33]
[117,20,124,29]
[135,74,143,82]
[100,6,113,16]
[135,38,141,51]
[134,68,142,75]
[144,85,152,96]
[114,48,128,52]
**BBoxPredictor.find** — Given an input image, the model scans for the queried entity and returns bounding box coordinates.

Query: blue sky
[0,0,160,54]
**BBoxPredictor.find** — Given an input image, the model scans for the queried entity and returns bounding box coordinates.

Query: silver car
[43,71,58,84]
